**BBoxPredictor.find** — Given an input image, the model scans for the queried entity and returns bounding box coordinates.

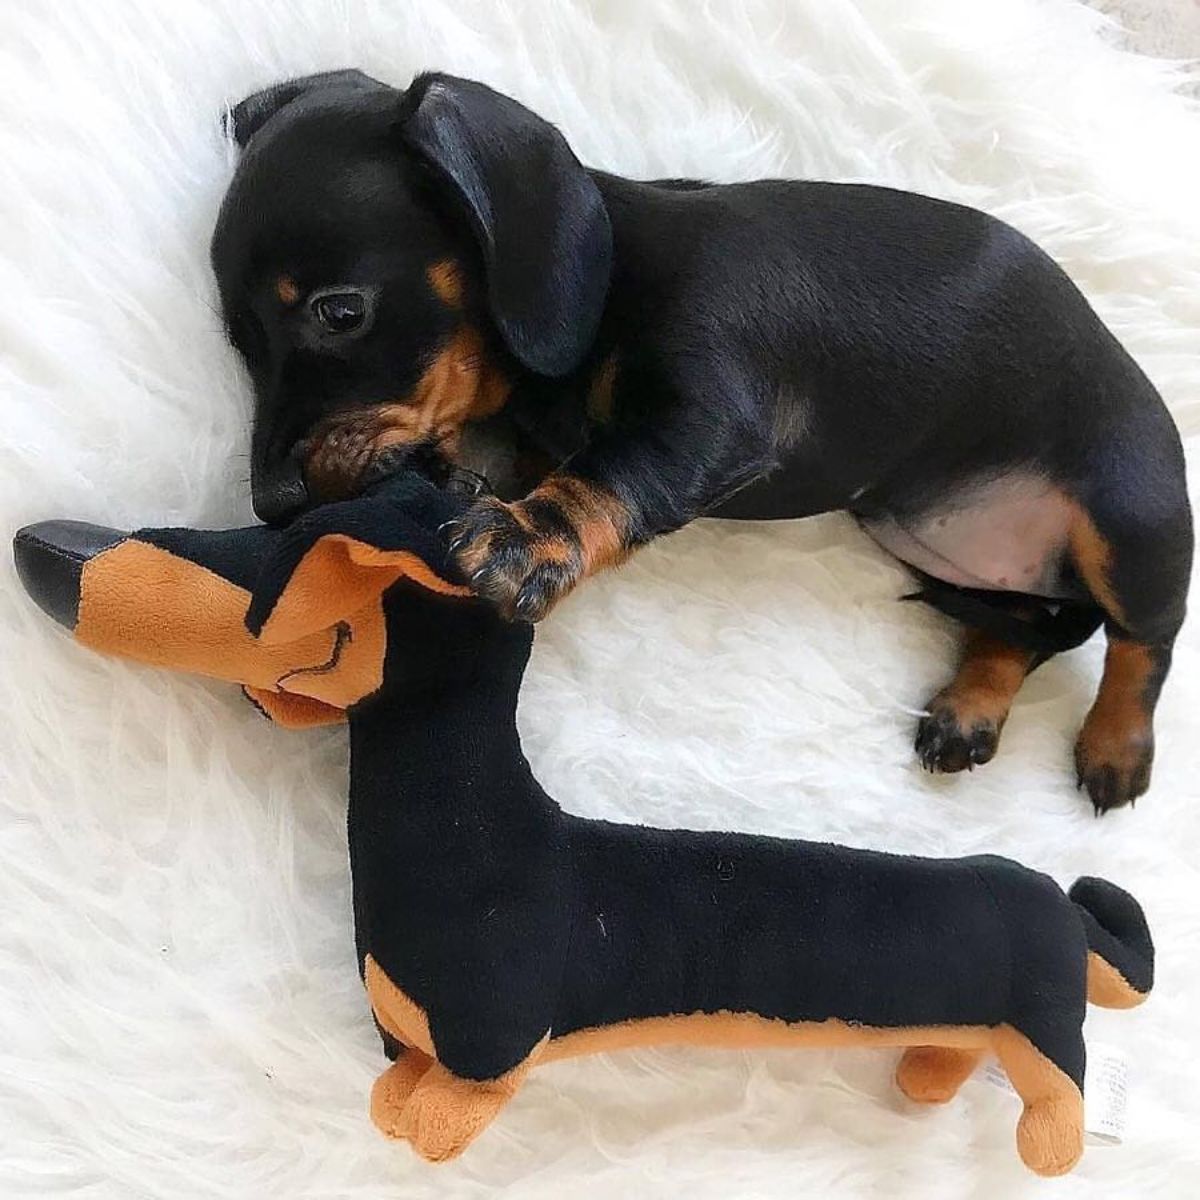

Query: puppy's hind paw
[1074,727,1153,814]
[915,702,1001,774]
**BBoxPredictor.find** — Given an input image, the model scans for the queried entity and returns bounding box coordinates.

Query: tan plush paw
[370,1054,433,1139]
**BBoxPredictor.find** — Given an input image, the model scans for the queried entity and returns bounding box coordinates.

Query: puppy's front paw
[444,497,581,622]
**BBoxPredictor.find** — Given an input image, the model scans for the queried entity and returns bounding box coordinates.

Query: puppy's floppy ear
[247,473,472,646]
[226,68,384,147]
[399,72,612,378]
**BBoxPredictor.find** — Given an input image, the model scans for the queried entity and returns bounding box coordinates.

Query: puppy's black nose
[252,459,310,526]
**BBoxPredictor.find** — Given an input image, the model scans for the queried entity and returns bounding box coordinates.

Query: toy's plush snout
[14,520,127,632]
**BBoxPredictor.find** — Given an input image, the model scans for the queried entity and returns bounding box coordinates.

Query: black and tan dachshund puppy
[211,69,1192,812]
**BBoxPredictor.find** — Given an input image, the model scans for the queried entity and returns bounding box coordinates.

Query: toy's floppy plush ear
[14,474,471,724]
[245,473,470,646]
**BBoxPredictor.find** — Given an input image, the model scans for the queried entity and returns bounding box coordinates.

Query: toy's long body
[14,474,1154,1176]
[351,587,1149,1175]
[356,627,1063,1067]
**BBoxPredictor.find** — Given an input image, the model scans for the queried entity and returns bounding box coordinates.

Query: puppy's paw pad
[445,499,580,621]
[1074,729,1152,814]
[915,704,1001,774]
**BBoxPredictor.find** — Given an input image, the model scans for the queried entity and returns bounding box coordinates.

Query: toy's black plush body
[211,69,1192,812]
[15,475,1154,1175]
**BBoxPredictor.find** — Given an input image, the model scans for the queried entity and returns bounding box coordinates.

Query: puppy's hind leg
[1069,478,1191,812]
[916,630,1037,774]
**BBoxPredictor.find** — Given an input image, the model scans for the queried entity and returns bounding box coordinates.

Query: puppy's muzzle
[251,443,489,526]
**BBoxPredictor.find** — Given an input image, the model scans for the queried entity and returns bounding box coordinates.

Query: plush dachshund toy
[15,474,1154,1176]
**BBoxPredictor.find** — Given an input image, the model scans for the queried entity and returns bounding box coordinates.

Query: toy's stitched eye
[311,289,368,333]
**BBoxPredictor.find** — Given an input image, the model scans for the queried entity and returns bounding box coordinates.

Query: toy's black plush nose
[13,521,127,630]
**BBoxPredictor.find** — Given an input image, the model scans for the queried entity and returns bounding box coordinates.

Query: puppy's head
[212,70,612,524]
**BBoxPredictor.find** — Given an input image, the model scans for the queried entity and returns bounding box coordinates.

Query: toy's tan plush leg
[370,1048,434,1139]
[895,1046,983,1104]
[394,1057,537,1163]
[992,1028,1084,1177]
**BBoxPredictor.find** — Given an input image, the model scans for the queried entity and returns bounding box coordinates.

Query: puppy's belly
[859,474,1086,599]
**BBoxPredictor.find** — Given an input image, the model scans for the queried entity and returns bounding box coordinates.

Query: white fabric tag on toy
[981,1042,1129,1144]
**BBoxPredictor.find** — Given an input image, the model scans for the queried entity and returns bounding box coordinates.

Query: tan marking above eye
[276,275,302,306]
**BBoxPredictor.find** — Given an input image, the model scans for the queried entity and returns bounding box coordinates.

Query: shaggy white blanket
[2,2,1198,1196]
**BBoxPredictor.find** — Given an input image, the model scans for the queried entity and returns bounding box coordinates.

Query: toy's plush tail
[1070,876,1154,1009]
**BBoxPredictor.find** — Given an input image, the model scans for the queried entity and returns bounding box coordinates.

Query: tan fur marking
[1076,639,1155,773]
[275,275,301,306]
[936,630,1036,727]
[1068,506,1124,625]
[586,353,618,424]
[1086,950,1147,1009]
[427,260,465,308]
[304,327,510,500]
[530,535,576,566]
[409,326,510,432]
[533,475,631,575]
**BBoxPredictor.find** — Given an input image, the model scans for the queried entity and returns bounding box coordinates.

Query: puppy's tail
[903,577,1104,658]
[1070,877,1154,1009]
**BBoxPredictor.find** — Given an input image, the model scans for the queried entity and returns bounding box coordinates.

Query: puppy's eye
[311,289,369,334]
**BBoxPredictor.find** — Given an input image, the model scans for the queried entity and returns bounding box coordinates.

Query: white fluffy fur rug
[3,2,1199,1196]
